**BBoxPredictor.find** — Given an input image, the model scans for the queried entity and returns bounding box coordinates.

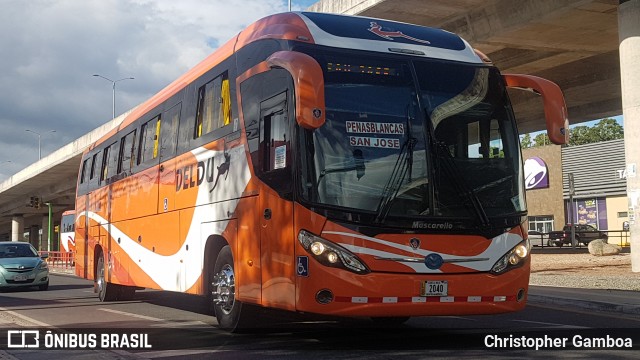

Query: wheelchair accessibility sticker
[297,256,309,277]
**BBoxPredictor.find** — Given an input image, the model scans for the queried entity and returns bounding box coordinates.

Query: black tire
[210,245,253,331]
[96,251,118,302]
[38,282,49,291]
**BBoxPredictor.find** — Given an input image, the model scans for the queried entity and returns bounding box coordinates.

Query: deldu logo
[7,330,40,348]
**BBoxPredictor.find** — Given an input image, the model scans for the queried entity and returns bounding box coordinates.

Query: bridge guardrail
[39,251,74,269]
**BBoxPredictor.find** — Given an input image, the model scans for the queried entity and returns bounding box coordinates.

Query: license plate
[422,280,448,296]
[13,274,28,282]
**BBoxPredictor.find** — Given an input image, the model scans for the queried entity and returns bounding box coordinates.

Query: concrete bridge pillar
[619,0,640,272]
[11,215,24,242]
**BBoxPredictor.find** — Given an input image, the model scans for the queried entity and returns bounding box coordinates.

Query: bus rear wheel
[210,245,252,331]
[96,252,118,302]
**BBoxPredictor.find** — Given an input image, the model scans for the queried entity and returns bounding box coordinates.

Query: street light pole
[25,129,56,160]
[92,74,135,119]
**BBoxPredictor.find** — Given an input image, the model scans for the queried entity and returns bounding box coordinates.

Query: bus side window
[118,129,137,174]
[138,115,161,165]
[100,147,110,183]
[195,72,231,138]
[101,142,119,183]
[80,159,88,184]
[90,153,99,180]
[160,103,181,160]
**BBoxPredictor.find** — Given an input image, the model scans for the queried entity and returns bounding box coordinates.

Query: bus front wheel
[210,245,252,331]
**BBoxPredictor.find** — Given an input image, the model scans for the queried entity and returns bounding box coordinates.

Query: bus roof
[87,12,480,151]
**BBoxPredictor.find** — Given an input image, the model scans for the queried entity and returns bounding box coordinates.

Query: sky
[0,0,317,181]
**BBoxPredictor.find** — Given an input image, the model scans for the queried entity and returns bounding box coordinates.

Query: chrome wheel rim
[212,264,235,314]
[97,257,105,294]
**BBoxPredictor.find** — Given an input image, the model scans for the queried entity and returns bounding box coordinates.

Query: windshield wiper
[318,150,366,182]
[425,110,490,228]
[374,113,416,224]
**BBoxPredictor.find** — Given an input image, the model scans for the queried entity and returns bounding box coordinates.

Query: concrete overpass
[309,0,626,134]
[0,112,129,246]
[1,1,639,265]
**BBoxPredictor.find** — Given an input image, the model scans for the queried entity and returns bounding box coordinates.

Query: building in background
[523,138,628,232]
[561,139,628,231]
[522,144,564,233]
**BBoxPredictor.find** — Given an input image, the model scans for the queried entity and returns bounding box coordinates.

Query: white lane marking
[0,350,20,360]
[98,308,165,322]
[513,319,589,329]
[442,316,478,321]
[0,307,53,327]
[97,308,210,328]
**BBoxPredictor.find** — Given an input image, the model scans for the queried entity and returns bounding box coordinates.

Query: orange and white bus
[74,12,568,330]
[60,210,76,254]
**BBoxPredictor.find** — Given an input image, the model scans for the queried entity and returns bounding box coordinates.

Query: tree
[589,117,624,142]
[533,133,550,147]
[568,125,591,146]
[520,133,532,148]
[568,118,624,146]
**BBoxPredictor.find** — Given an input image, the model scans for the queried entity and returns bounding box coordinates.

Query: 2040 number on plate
[421,280,448,296]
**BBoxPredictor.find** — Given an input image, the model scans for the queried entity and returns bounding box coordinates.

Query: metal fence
[528,230,630,248]
[39,251,74,269]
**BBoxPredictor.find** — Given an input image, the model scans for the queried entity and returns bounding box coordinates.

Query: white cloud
[0,0,304,179]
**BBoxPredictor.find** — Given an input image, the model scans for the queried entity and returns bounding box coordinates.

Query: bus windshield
[299,49,525,226]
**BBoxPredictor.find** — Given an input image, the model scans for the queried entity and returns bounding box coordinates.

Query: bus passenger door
[258,91,295,310]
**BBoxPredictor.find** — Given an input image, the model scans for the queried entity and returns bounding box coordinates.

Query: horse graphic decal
[368,22,431,45]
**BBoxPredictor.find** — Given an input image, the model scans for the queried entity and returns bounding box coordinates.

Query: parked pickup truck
[547,224,608,247]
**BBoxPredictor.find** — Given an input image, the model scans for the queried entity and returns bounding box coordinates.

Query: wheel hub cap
[212,264,235,314]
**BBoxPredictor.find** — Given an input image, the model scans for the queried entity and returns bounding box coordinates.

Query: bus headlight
[491,240,530,275]
[298,230,370,274]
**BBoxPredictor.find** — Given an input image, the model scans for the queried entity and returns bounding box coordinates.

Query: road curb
[49,269,76,277]
[527,294,640,316]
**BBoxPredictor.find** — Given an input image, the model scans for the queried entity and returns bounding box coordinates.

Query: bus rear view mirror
[267,51,325,130]
[503,74,569,145]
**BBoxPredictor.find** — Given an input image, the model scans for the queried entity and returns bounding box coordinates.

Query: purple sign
[524,157,549,190]
[572,198,608,230]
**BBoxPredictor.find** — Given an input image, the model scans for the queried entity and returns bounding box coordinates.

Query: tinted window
[160,103,181,160]
[139,116,161,165]
[118,129,137,174]
[195,72,231,138]
[80,159,88,184]
[101,142,119,182]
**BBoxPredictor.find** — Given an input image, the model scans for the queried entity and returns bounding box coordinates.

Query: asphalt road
[1,274,639,359]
